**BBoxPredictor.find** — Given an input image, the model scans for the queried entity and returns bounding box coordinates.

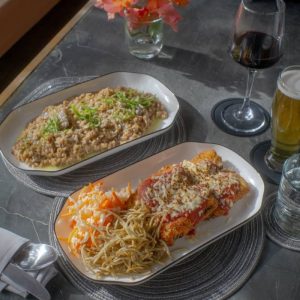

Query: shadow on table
[177,96,208,142]
[153,45,239,94]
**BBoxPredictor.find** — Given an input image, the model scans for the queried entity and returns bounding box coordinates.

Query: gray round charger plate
[49,195,265,300]
[2,76,209,197]
[263,192,300,251]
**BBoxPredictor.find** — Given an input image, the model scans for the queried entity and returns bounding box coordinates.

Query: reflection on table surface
[1,0,300,299]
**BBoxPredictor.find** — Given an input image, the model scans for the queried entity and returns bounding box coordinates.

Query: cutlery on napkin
[0,228,57,299]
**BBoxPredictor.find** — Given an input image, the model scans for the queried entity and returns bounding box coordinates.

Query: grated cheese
[141,159,242,219]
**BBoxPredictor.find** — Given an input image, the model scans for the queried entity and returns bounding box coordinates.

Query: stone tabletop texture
[1,0,300,299]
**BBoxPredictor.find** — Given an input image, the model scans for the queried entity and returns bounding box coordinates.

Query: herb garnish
[70,103,101,128]
[114,91,154,109]
[42,116,61,135]
[108,90,155,121]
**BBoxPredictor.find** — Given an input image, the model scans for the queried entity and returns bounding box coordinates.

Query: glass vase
[125,17,163,59]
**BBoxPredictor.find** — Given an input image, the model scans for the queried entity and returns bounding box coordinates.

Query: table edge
[0,0,94,108]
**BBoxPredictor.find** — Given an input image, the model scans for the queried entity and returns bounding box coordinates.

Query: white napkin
[0,228,58,299]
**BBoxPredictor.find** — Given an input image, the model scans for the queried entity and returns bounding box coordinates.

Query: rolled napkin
[0,228,57,299]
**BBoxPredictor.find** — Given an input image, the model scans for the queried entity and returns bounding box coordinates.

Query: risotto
[12,87,168,168]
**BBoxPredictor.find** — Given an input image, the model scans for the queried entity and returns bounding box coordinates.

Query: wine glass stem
[236,68,257,120]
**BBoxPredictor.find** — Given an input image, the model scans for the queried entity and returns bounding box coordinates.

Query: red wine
[231,31,282,69]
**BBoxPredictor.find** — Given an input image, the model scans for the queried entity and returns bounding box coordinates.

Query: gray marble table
[1,0,300,299]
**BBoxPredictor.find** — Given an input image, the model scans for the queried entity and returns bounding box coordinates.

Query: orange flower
[95,0,135,17]
[95,0,188,31]
[125,7,159,26]
[171,0,189,6]
[146,0,181,31]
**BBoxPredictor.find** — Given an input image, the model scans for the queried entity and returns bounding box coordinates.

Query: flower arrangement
[95,0,189,31]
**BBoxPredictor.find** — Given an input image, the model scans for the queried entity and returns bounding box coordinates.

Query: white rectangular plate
[0,72,179,176]
[54,142,264,285]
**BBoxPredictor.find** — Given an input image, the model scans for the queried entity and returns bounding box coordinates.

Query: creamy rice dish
[12,87,167,168]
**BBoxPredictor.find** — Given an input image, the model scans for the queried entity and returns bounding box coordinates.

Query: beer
[265,66,300,171]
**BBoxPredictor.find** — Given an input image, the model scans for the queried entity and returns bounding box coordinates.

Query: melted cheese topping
[142,159,241,219]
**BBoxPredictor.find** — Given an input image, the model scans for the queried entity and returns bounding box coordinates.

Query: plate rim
[0,71,179,176]
[53,141,265,285]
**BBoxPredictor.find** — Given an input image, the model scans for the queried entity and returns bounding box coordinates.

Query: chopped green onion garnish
[42,116,61,135]
[70,103,101,128]
[113,91,155,110]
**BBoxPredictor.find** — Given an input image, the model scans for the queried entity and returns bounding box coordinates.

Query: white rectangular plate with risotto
[54,142,264,285]
[0,72,179,176]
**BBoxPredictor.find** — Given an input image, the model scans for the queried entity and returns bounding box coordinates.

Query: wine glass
[212,0,285,136]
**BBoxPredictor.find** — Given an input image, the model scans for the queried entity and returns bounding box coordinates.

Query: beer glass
[265,66,300,172]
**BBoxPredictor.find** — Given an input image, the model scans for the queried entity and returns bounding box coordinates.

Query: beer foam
[278,68,300,100]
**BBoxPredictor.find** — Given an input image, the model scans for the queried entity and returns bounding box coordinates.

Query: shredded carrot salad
[60,182,170,277]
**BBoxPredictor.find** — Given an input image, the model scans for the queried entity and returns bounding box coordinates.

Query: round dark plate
[211,98,270,137]
[249,140,281,185]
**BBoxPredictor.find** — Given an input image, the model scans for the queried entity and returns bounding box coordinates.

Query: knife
[1,263,50,300]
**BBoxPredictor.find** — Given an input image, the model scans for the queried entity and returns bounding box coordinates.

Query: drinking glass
[213,0,285,136]
[125,17,163,59]
[273,154,300,236]
[265,65,300,172]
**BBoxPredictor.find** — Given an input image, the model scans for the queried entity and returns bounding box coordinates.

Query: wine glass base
[211,98,270,137]
[249,140,281,185]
